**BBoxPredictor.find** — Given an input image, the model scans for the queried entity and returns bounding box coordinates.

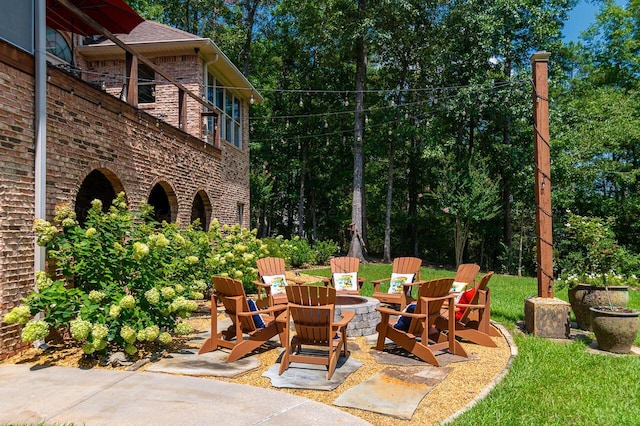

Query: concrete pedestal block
[524,297,571,339]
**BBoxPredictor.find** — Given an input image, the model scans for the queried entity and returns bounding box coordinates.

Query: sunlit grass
[312,261,640,424]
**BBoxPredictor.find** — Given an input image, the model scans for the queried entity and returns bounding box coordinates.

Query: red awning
[47,0,144,36]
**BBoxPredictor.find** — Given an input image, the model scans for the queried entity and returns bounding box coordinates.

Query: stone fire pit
[334,295,381,337]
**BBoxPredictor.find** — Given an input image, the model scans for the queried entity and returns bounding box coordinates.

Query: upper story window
[138,64,156,104]
[138,63,155,104]
[206,71,243,150]
[46,28,72,64]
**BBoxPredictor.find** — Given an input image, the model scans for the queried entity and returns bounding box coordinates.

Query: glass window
[237,203,244,227]
[207,72,215,104]
[46,28,72,63]
[138,63,155,104]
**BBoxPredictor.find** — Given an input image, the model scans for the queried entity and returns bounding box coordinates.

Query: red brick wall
[0,41,250,359]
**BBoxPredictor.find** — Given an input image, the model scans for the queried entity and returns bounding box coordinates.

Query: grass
[312,263,640,425]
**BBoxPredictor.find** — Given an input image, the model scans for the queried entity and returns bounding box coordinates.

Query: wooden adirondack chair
[198,276,287,362]
[436,271,500,347]
[371,257,423,310]
[321,256,366,295]
[375,278,469,366]
[253,257,304,307]
[452,263,481,291]
[278,285,355,380]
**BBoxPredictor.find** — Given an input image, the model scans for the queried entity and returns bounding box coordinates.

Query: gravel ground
[4,272,513,425]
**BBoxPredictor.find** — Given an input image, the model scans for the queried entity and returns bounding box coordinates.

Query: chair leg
[199,300,221,354]
[375,314,391,350]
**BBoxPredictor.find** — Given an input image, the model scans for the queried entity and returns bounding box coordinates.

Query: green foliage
[313,240,339,265]
[557,212,639,287]
[278,236,315,268]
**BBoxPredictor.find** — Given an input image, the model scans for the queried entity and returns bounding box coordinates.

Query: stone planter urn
[589,307,639,354]
[568,284,629,331]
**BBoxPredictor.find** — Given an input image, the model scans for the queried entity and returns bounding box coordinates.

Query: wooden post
[179,88,188,131]
[532,52,553,298]
[125,52,138,107]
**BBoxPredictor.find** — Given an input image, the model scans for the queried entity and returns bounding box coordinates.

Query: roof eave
[78,38,263,103]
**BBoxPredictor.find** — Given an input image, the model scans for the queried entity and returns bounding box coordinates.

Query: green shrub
[279,236,315,268]
[313,240,338,265]
[4,193,205,354]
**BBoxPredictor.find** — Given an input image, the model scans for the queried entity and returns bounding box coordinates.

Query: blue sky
[563,0,626,42]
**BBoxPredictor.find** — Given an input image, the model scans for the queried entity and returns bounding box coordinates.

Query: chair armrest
[375,306,403,316]
[371,278,389,293]
[334,310,355,327]
[376,307,426,319]
[236,304,287,317]
[456,303,486,309]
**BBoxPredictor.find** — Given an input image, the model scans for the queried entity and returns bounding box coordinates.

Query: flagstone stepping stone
[145,348,260,378]
[263,350,363,391]
[333,365,452,419]
[370,344,478,366]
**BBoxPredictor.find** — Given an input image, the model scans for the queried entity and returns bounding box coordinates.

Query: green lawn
[312,263,640,425]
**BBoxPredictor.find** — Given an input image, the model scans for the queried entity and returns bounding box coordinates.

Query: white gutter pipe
[34,0,46,274]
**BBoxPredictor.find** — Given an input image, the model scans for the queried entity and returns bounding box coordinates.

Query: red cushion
[455,288,476,321]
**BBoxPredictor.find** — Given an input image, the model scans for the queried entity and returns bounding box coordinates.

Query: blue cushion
[393,303,416,332]
[247,299,266,328]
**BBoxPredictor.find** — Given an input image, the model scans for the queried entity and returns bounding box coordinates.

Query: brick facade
[0,39,251,359]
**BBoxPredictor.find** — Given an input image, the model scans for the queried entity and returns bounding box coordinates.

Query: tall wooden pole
[532,52,553,298]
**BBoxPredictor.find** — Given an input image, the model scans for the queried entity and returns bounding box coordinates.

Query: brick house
[0,3,261,358]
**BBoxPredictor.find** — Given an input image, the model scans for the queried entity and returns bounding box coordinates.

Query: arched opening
[148,182,176,223]
[191,190,212,231]
[75,169,121,226]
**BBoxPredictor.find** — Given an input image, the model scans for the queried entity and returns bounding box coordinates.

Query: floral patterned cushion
[333,272,358,291]
[387,273,415,294]
[262,274,287,295]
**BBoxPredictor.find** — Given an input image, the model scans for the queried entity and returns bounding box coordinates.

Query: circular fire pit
[334,295,381,337]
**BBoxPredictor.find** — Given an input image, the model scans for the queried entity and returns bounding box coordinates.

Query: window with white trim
[206,72,243,149]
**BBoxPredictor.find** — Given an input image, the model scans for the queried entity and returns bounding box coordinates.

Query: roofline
[78,38,263,103]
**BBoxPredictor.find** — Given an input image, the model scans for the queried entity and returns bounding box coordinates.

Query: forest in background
[128,0,640,277]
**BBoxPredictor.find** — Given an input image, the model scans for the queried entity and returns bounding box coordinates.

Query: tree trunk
[241,0,260,78]
[383,138,395,263]
[348,0,367,262]
[455,217,470,266]
[297,141,306,237]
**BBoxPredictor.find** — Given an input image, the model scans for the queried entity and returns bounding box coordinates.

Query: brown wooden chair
[436,271,500,347]
[375,278,469,366]
[452,263,481,291]
[320,256,366,295]
[198,276,287,362]
[253,257,304,306]
[278,285,354,380]
[371,257,423,310]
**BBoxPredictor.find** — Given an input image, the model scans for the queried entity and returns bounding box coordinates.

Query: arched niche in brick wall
[190,190,212,231]
[148,181,177,224]
[75,169,125,226]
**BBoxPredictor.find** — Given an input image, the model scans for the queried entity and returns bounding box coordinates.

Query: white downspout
[34,0,46,275]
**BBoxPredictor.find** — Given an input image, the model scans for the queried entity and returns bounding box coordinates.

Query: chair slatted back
[408,278,454,335]
[256,257,286,280]
[286,285,336,346]
[393,257,422,281]
[330,256,360,274]
[454,264,480,286]
[212,276,257,333]
[458,272,494,323]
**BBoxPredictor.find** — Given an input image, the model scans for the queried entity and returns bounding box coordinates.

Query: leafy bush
[557,212,640,288]
[313,240,339,265]
[278,236,315,268]
[205,220,268,292]
[4,194,266,356]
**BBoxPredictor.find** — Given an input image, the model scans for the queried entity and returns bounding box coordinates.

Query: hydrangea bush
[3,193,340,357]
[4,194,201,355]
